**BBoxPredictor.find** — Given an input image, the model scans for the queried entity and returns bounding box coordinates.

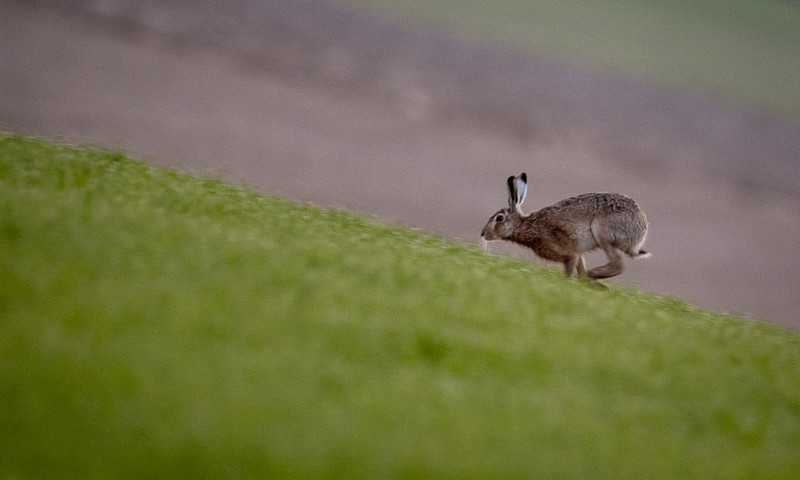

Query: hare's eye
[495,213,505,223]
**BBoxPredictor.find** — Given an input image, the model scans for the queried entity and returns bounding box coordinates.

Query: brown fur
[481,174,650,279]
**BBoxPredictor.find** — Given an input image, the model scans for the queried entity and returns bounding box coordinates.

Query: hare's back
[550,193,640,216]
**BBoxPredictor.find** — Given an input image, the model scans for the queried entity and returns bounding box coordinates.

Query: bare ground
[2,0,799,329]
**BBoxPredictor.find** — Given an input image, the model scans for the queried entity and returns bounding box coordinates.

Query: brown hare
[481,173,650,279]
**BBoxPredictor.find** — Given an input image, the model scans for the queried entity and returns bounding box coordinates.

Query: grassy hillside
[336,0,800,118]
[2,132,800,479]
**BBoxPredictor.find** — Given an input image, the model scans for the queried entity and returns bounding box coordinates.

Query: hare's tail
[625,237,651,259]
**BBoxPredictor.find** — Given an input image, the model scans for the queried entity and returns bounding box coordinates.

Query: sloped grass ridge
[1,133,799,479]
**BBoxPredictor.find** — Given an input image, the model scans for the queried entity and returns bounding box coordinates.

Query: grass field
[2,132,800,479]
[335,0,800,118]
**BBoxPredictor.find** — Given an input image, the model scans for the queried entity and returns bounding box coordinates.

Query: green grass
[2,132,800,479]
[335,0,800,118]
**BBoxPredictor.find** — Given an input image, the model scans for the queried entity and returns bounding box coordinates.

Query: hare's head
[481,173,528,241]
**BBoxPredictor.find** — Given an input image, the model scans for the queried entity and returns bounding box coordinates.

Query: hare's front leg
[576,255,587,277]
[563,254,587,278]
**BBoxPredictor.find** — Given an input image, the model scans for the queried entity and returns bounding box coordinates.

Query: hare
[480,173,650,279]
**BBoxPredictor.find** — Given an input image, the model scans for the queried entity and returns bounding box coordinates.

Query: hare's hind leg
[588,218,624,279]
[588,244,624,279]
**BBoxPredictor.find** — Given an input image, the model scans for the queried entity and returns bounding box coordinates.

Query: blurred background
[1,0,798,329]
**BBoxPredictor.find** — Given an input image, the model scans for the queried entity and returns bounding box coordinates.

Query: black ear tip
[520,172,527,182]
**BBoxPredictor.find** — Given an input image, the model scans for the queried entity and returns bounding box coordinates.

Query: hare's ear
[515,172,528,206]
[506,175,517,210]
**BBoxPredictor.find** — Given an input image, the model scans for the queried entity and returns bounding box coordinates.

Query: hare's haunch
[480,173,650,279]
